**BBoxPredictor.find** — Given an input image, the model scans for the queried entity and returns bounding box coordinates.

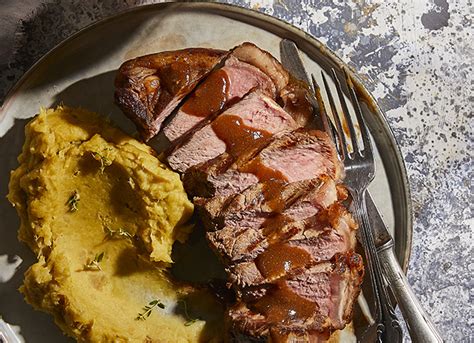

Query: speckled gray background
[0,0,472,342]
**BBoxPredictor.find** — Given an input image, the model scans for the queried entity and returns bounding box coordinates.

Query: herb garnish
[91,152,112,173]
[67,191,80,212]
[178,299,199,326]
[104,226,133,240]
[83,252,104,271]
[136,299,165,321]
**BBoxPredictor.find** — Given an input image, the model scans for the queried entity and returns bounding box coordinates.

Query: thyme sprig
[67,191,80,212]
[91,152,112,173]
[83,252,104,271]
[136,299,165,321]
[104,226,133,240]
[178,299,199,326]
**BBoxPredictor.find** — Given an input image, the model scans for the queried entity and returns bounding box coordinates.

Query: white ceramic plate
[0,3,412,342]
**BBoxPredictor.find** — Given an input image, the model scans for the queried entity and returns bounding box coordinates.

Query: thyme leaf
[136,299,165,321]
[67,191,80,212]
[104,226,133,240]
[83,252,104,271]
[178,299,200,326]
[91,152,112,173]
[184,318,199,326]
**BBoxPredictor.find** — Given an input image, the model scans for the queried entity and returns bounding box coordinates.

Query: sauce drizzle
[252,280,316,325]
[240,157,288,182]
[212,114,272,158]
[255,243,311,279]
[181,69,229,117]
[262,179,287,213]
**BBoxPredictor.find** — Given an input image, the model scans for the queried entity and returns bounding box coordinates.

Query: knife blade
[279,38,443,342]
[365,193,394,250]
[279,39,329,133]
[280,39,312,86]
[366,194,444,342]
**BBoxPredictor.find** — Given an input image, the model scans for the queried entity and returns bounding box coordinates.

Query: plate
[0,3,412,342]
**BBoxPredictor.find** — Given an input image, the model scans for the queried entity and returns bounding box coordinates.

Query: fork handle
[378,246,444,342]
[353,191,403,342]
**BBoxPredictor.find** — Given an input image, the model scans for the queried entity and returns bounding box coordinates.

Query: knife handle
[378,246,444,342]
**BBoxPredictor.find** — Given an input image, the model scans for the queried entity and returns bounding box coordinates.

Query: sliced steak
[227,204,358,287]
[114,48,226,141]
[163,56,276,144]
[231,42,289,92]
[184,128,342,199]
[227,251,364,341]
[197,176,338,232]
[167,92,298,173]
[183,153,260,198]
[209,202,357,285]
[230,43,314,128]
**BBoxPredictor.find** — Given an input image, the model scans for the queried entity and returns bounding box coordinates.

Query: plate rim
[0,1,412,272]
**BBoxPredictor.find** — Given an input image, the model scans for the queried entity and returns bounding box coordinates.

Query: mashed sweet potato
[7,107,224,342]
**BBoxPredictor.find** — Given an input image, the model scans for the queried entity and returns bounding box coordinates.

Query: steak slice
[196,176,338,232]
[114,48,226,141]
[227,251,364,341]
[183,153,260,198]
[163,56,276,144]
[226,203,358,288]
[208,202,357,281]
[184,128,342,199]
[231,42,289,92]
[163,42,314,152]
[167,92,298,173]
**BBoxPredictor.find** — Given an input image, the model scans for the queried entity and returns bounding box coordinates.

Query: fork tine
[321,70,346,160]
[331,68,360,157]
[343,68,373,158]
[312,74,341,154]
[311,75,332,136]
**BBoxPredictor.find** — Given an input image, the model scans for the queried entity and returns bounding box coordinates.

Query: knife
[366,195,443,342]
[280,39,443,342]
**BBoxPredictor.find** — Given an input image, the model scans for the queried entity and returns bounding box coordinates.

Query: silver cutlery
[319,68,403,343]
[366,194,443,342]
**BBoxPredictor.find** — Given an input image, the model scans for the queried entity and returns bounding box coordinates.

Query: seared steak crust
[115,48,226,141]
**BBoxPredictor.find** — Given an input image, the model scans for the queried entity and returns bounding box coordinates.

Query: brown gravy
[240,157,288,182]
[255,243,311,279]
[262,179,287,213]
[212,114,272,158]
[181,69,229,117]
[161,61,192,94]
[252,279,316,325]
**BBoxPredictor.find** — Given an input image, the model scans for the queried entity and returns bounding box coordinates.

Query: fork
[317,69,403,343]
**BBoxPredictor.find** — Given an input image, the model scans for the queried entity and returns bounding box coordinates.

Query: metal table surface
[0,1,471,342]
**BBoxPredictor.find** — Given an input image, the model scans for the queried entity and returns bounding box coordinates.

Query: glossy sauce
[252,280,316,325]
[261,214,292,240]
[212,114,272,158]
[181,69,229,117]
[162,61,192,93]
[262,179,287,213]
[143,76,160,94]
[240,157,288,182]
[255,242,311,279]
